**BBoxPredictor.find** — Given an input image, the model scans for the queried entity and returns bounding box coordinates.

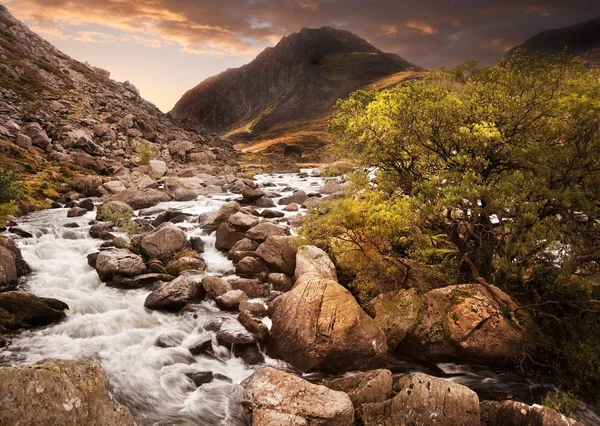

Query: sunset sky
[5,0,598,112]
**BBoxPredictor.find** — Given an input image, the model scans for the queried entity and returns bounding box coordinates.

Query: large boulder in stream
[359,373,480,426]
[323,369,393,409]
[0,291,68,330]
[294,245,337,281]
[0,236,31,279]
[198,201,240,232]
[0,245,18,287]
[255,236,297,276]
[0,359,135,426]
[139,223,189,262]
[376,284,526,364]
[95,249,146,281]
[109,188,171,210]
[144,275,205,312]
[215,223,246,251]
[243,367,354,425]
[268,273,388,373]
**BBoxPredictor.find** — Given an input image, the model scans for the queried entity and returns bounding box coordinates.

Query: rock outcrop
[0,291,68,330]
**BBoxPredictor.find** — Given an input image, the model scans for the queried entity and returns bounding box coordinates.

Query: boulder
[0,291,68,329]
[229,278,270,298]
[268,273,388,373]
[215,223,246,252]
[102,180,127,194]
[165,256,206,276]
[246,222,288,242]
[144,275,205,312]
[148,159,167,179]
[400,284,526,364]
[324,369,393,409]
[72,174,103,197]
[67,207,87,218]
[261,209,284,218]
[321,179,342,195]
[198,201,240,231]
[21,122,51,149]
[95,249,146,281]
[243,367,354,426]
[239,301,267,317]
[359,373,480,426]
[215,289,248,310]
[480,400,584,426]
[229,212,260,231]
[254,197,276,208]
[369,288,423,352]
[294,245,337,281]
[282,203,299,212]
[256,236,297,276]
[216,321,256,346]
[109,189,171,210]
[278,190,308,206]
[0,237,31,277]
[235,257,267,276]
[0,359,135,426]
[267,273,293,292]
[106,273,173,290]
[96,200,134,222]
[0,246,18,287]
[238,310,269,343]
[140,223,188,262]
[241,186,265,201]
[228,238,259,259]
[202,276,232,298]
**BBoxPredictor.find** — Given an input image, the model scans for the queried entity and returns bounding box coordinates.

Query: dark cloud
[5,0,600,67]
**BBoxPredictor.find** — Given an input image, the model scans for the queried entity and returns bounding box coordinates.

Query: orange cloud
[405,20,438,35]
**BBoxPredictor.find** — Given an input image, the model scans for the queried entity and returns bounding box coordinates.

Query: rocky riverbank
[0,165,590,425]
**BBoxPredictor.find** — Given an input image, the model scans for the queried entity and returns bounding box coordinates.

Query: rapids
[2,169,597,425]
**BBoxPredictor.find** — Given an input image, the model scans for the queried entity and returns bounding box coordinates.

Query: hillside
[0,5,235,213]
[171,27,421,161]
[507,16,600,67]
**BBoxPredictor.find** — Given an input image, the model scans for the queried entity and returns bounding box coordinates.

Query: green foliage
[542,390,581,417]
[136,142,155,165]
[101,206,141,237]
[0,166,21,226]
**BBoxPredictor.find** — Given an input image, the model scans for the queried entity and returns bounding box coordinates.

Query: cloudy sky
[5,0,599,112]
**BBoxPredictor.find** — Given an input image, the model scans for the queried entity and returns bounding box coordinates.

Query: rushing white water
[2,169,332,426]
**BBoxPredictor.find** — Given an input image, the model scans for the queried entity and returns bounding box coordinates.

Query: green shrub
[542,390,581,417]
[0,166,21,226]
[136,142,155,165]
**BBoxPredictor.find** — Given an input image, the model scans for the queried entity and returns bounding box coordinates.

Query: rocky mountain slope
[0,5,237,214]
[507,16,600,67]
[171,27,421,161]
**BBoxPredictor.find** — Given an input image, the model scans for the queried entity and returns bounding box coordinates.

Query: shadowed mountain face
[171,27,421,159]
[507,17,600,67]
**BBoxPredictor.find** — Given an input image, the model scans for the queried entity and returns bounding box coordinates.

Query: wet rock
[399,284,526,364]
[109,189,171,210]
[256,236,297,276]
[0,291,67,329]
[190,236,205,254]
[243,367,354,426]
[268,273,388,374]
[235,257,267,276]
[215,289,248,310]
[216,323,256,346]
[89,223,116,240]
[202,318,224,332]
[229,212,260,231]
[266,273,293,292]
[480,400,583,426]
[0,359,135,426]
[0,245,18,287]
[321,179,342,195]
[324,369,393,409]
[215,222,246,251]
[282,203,299,212]
[106,273,173,289]
[358,373,479,426]
[186,371,215,387]
[67,206,87,217]
[227,238,259,259]
[230,250,260,265]
[78,198,95,211]
[8,227,34,239]
[151,209,192,227]
[229,277,269,298]
[155,331,186,348]
[198,201,240,231]
[96,201,133,222]
[253,197,276,208]
[278,190,308,206]
[242,186,265,201]
[234,344,265,365]
[238,310,269,343]
[144,275,205,312]
[188,338,212,356]
[95,249,146,281]
[202,276,232,298]
[87,252,99,268]
[140,223,189,263]
[294,245,337,281]
[0,237,31,277]
[246,222,288,242]
[239,301,267,317]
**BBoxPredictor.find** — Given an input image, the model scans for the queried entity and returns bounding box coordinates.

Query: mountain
[507,17,600,67]
[0,5,236,213]
[171,27,421,161]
